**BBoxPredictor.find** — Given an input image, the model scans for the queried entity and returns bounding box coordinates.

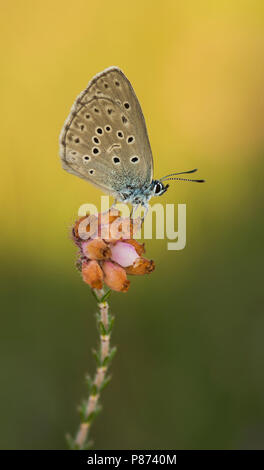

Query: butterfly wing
[59,67,153,197]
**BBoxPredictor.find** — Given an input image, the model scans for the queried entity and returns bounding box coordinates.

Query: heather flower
[72,209,155,292]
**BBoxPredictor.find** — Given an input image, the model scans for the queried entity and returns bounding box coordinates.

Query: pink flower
[110,241,139,267]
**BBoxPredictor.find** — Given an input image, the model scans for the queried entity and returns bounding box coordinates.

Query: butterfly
[59,66,204,212]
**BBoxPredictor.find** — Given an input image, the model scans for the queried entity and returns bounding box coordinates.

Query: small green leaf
[101,289,112,302]
[99,321,107,336]
[85,403,102,424]
[102,346,117,366]
[84,374,93,391]
[86,410,95,423]
[107,315,115,334]
[94,404,102,417]
[92,349,101,366]
[82,439,94,450]
[66,433,77,450]
[91,383,98,395]
[78,400,87,421]
[100,375,112,391]
[91,288,100,302]
[109,346,117,362]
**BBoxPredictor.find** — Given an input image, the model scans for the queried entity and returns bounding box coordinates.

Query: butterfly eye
[154,183,163,194]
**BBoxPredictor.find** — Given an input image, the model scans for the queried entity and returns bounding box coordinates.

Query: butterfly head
[152,180,170,197]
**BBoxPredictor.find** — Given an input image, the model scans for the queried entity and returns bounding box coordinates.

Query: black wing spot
[107,108,113,115]
[124,102,130,109]
[122,115,128,124]
[130,156,140,164]
[89,169,95,175]
[96,127,103,135]
[75,137,80,143]
[105,125,111,132]
[112,156,121,164]
[117,131,124,139]
[92,136,100,145]
[115,81,120,87]
[92,147,100,155]
[127,136,135,144]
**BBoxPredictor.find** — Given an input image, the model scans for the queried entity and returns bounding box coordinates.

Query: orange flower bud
[98,209,121,225]
[102,261,130,292]
[109,217,142,241]
[82,239,111,260]
[125,258,155,275]
[73,216,87,239]
[74,214,99,240]
[82,260,103,289]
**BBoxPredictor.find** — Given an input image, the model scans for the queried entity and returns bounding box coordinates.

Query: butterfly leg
[110,199,118,210]
[130,204,139,218]
[110,198,117,208]
[141,204,149,222]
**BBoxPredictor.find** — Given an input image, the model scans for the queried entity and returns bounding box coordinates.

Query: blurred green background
[1,0,264,449]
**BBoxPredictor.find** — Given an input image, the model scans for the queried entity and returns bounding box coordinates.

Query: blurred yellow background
[1,0,264,449]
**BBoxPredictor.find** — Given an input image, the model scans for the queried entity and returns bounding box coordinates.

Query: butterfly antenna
[160,168,198,181]
[164,177,205,183]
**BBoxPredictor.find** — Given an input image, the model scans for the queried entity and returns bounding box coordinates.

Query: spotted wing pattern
[59,67,153,197]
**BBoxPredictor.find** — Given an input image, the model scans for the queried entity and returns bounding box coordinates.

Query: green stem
[67,288,116,450]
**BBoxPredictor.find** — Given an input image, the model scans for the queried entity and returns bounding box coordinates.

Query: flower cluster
[72,210,155,292]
